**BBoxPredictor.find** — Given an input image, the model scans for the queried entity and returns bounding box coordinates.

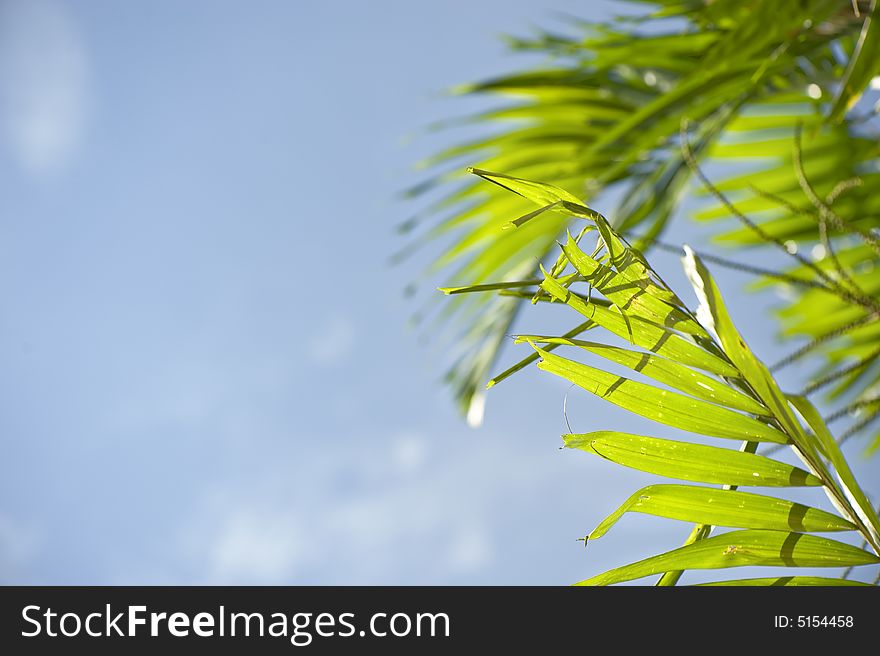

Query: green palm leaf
[564,432,822,487]
[410,0,879,455]
[535,346,788,443]
[426,0,880,586]
[695,577,872,586]
[577,530,880,586]
[589,484,855,538]
[518,337,768,414]
[441,173,879,583]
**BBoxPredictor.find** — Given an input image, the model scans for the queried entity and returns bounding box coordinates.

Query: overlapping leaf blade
[695,577,872,587]
[535,346,788,443]
[563,432,821,487]
[560,235,708,338]
[539,272,738,377]
[423,3,880,586]
[589,484,855,539]
[830,0,880,121]
[519,337,768,414]
[409,2,874,418]
[576,530,880,586]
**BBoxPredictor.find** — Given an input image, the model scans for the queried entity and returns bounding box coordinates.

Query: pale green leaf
[563,432,821,487]
[439,279,546,295]
[830,0,880,122]
[467,167,594,211]
[540,271,739,377]
[486,321,594,389]
[695,577,873,586]
[560,235,709,338]
[789,394,880,546]
[589,484,856,539]
[576,530,880,586]
[682,248,827,462]
[592,215,683,307]
[535,346,789,443]
[521,337,769,415]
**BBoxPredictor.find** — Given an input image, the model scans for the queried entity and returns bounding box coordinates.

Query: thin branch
[749,181,871,296]
[793,125,866,297]
[825,397,880,425]
[826,177,863,205]
[763,399,880,459]
[801,346,880,396]
[681,121,818,273]
[770,311,878,372]
[748,184,815,219]
[680,120,878,312]
[836,407,880,446]
[793,125,880,258]
[640,237,832,291]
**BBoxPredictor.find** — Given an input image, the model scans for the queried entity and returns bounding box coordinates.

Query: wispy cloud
[0,0,90,176]
[0,512,40,583]
[181,428,598,584]
[445,524,493,573]
[306,316,356,365]
[206,510,307,583]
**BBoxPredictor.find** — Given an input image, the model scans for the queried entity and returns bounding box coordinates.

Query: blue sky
[1,0,877,585]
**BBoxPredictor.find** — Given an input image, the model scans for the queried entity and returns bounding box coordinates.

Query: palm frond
[408,0,878,424]
[449,169,880,585]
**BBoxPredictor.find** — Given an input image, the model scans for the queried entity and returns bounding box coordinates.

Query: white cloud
[390,432,428,475]
[306,316,356,365]
[0,0,90,176]
[0,512,40,582]
[183,429,594,585]
[446,524,492,572]
[206,511,305,584]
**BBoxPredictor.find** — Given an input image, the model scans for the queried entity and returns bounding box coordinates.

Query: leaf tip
[466,392,486,428]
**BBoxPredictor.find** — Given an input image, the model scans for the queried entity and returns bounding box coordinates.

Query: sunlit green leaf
[467,167,593,211]
[589,484,855,539]
[830,0,880,122]
[413,1,879,422]
[563,432,821,487]
[577,530,880,586]
[535,347,788,443]
[694,577,873,587]
[486,321,594,389]
[540,271,739,377]
[682,248,827,462]
[519,337,768,415]
[560,235,709,338]
[593,215,683,306]
[789,394,880,545]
